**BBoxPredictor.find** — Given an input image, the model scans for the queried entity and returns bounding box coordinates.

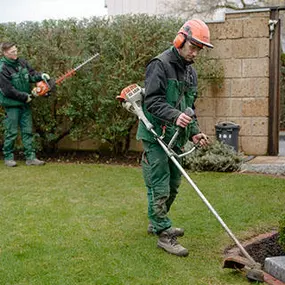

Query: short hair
[1,42,16,53]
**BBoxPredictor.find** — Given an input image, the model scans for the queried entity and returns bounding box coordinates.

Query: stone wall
[196,10,271,155]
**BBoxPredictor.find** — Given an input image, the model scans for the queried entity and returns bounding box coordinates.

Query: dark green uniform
[136,46,200,234]
[0,56,42,160]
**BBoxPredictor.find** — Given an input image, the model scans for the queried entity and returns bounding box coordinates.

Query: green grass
[0,162,284,285]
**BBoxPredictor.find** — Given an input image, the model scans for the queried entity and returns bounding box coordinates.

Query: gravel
[240,163,285,176]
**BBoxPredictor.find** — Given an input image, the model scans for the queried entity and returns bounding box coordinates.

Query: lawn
[0,162,284,285]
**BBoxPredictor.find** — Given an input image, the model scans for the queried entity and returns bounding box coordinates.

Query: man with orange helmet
[136,19,213,257]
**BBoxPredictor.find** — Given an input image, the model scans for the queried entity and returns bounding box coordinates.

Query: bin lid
[215,122,240,129]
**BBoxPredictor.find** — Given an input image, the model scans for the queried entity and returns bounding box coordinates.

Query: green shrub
[281,53,285,67]
[0,15,224,154]
[182,140,243,172]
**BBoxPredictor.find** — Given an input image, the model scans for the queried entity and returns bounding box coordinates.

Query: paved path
[240,133,285,175]
[248,156,285,165]
[241,156,285,176]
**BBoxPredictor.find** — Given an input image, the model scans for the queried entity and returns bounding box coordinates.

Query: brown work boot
[148,222,184,237]
[157,228,189,257]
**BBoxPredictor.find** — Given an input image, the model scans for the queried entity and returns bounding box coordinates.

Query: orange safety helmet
[173,19,213,49]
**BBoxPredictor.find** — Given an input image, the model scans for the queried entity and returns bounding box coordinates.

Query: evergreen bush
[182,140,243,172]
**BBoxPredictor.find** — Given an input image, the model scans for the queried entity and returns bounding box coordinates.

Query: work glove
[26,94,33,103]
[41,73,50,81]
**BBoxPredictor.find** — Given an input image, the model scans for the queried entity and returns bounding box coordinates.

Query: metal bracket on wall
[268,19,278,40]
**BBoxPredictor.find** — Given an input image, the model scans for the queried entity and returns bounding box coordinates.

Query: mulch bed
[225,231,285,267]
[0,150,142,166]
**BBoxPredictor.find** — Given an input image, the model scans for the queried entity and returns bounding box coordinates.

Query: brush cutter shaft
[156,135,256,264]
[128,90,256,264]
[118,83,262,281]
[132,102,153,131]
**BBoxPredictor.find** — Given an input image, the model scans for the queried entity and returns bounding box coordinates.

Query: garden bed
[225,231,285,267]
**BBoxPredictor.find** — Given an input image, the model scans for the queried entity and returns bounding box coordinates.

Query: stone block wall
[196,10,271,155]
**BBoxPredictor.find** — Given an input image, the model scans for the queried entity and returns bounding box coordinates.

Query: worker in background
[0,42,50,167]
[136,19,213,257]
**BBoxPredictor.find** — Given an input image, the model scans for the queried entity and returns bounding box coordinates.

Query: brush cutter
[32,53,100,97]
[116,83,265,283]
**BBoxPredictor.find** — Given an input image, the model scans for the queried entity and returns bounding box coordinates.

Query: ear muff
[173,33,187,49]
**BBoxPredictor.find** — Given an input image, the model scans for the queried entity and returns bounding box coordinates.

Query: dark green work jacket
[136,46,200,148]
[0,56,42,107]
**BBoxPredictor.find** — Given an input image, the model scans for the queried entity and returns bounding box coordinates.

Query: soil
[3,150,142,167]
[225,231,285,267]
[45,151,142,166]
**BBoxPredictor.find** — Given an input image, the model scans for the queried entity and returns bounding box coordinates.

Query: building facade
[105,0,173,16]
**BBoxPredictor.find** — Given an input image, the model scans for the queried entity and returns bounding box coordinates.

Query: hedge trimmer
[32,53,100,97]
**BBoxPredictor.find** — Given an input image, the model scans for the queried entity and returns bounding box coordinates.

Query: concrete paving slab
[264,256,285,283]
[248,156,285,165]
[240,156,285,175]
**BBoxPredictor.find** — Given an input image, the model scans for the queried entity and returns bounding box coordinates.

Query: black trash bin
[215,122,240,152]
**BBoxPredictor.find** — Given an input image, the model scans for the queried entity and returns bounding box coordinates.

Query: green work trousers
[3,106,36,160]
[141,140,182,234]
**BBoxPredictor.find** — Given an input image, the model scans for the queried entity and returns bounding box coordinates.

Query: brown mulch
[225,231,285,267]
[1,150,142,166]
[43,151,142,166]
